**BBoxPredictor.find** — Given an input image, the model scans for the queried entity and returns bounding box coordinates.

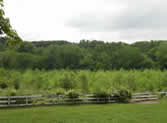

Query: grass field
[0,101,167,123]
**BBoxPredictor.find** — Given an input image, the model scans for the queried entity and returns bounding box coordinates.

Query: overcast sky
[4,0,167,43]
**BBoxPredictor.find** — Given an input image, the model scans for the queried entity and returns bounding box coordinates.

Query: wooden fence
[130,92,166,102]
[0,92,166,108]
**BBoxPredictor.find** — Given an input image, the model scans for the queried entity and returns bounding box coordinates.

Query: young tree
[0,0,22,46]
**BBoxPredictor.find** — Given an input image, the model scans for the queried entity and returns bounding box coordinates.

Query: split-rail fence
[0,92,166,108]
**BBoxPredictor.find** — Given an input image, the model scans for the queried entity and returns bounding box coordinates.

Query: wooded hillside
[0,39,167,70]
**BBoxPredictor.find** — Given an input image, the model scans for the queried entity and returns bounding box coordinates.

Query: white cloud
[3,0,167,43]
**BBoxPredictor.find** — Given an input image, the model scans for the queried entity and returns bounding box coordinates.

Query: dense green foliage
[0,39,167,70]
[1,102,167,123]
[0,0,22,45]
[0,69,167,96]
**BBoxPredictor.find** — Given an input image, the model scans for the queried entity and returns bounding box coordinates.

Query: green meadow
[0,101,167,123]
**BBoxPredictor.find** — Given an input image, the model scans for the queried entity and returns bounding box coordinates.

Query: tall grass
[0,68,167,95]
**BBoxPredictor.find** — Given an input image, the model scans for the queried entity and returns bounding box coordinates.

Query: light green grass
[0,102,167,123]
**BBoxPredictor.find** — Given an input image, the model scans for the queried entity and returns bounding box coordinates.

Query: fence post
[8,96,10,105]
[58,95,60,104]
[26,97,28,105]
[84,95,87,103]
[108,96,110,103]
[43,96,45,104]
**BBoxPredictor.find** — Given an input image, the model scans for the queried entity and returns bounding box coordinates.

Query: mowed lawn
[0,102,167,123]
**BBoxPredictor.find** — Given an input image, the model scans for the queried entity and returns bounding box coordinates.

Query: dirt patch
[131,101,159,104]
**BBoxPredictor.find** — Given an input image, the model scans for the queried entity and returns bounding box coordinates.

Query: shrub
[159,93,166,99]
[14,81,20,90]
[94,89,111,98]
[94,88,112,103]
[55,88,66,96]
[59,73,77,90]
[113,88,132,103]
[8,89,17,96]
[0,82,8,89]
[66,89,80,99]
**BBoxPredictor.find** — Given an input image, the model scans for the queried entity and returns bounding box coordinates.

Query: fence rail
[0,92,166,108]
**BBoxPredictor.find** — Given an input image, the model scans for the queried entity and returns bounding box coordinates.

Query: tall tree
[155,42,167,69]
[0,0,22,46]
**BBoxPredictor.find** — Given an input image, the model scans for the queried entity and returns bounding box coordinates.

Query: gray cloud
[67,0,167,33]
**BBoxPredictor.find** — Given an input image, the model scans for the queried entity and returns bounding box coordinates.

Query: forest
[0,38,167,70]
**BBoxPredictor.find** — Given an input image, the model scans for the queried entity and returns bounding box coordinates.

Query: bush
[55,88,66,96]
[66,89,80,99]
[14,81,20,90]
[59,73,77,90]
[94,88,112,103]
[94,89,111,98]
[8,89,17,96]
[113,88,132,103]
[0,82,8,89]
[159,93,166,99]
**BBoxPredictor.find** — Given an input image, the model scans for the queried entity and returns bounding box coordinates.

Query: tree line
[0,38,167,70]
